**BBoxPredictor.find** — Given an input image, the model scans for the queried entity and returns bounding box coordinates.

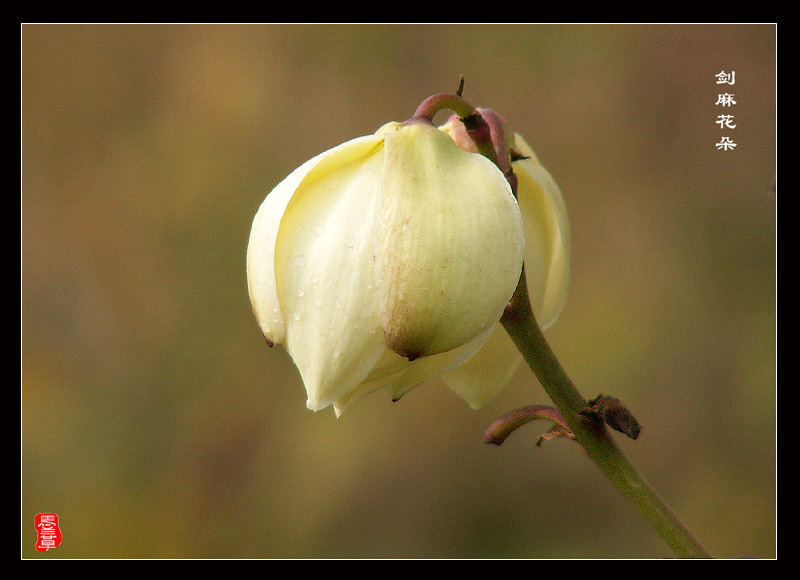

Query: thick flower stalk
[247,106,569,416]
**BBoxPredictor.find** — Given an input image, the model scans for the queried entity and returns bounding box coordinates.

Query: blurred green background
[21,24,775,559]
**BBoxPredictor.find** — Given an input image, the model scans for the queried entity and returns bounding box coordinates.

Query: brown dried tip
[580,395,641,440]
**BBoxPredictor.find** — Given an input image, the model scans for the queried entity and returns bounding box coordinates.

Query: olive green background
[21,24,776,559]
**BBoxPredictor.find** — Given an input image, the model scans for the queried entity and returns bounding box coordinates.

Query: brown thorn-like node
[579,394,642,440]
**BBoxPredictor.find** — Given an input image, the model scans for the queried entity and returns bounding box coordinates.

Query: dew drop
[292,312,301,321]
[295,288,304,297]
[294,255,307,267]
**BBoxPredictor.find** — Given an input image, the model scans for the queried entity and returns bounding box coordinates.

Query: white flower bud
[248,117,568,415]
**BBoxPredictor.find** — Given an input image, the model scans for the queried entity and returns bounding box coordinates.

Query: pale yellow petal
[512,134,571,330]
[247,154,326,346]
[274,135,388,410]
[440,325,523,409]
[375,123,525,359]
[333,325,493,415]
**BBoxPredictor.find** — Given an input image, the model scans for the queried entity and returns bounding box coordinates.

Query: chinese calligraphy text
[715,71,737,151]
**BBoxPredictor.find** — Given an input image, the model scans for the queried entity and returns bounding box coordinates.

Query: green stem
[500,269,712,559]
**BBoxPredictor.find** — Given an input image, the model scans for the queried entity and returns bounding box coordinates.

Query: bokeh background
[21,24,776,559]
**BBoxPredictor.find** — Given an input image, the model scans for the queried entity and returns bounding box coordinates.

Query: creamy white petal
[378,323,494,400]
[375,123,525,360]
[333,322,494,415]
[330,349,409,415]
[247,154,328,346]
[273,135,389,410]
[440,324,523,409]
[512,135,571,330]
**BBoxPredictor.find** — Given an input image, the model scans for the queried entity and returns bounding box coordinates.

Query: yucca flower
[247,111,569,416]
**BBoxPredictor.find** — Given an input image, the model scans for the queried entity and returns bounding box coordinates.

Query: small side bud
[580,394,641,440]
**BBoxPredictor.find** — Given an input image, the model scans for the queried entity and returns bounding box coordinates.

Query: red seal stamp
[35,513,62,552]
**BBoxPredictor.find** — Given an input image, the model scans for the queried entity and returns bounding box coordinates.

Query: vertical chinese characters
[715,71,737,151]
